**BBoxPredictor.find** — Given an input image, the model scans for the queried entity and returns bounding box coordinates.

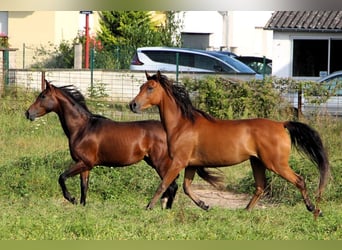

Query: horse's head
[25,80,59,121]
[130,71,165,113]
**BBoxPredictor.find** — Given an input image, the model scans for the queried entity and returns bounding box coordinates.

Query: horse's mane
[148,73,214,122]
[58,85,108,120]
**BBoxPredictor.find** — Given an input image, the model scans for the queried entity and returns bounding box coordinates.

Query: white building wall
[227,11,273,57]
[181,11,223,49]
[272,32,292,78]
[272,31,342,78]
[181,11,273,58]
[54,12,81,43]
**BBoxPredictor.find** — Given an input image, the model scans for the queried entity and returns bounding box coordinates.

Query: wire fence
[1,59,341,120]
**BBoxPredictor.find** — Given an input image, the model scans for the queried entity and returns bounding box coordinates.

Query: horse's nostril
[129,101,136,111]
[25,110,35,121]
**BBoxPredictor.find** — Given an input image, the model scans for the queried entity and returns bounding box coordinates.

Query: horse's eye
[40,94,46,99]
[147,86,154,92]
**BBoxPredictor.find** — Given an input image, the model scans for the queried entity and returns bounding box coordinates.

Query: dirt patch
[192,184,268,210]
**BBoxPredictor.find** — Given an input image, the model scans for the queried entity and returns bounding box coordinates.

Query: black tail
[284,121,330,200]
[196,168,225,190]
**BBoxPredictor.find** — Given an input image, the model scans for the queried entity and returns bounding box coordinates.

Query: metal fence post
[90,47,95,95]
[41,71,46,90]
[176,52,179,82]
[298,82,303,119]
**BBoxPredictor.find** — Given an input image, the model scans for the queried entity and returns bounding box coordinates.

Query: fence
[2,68,342,118]
[6,69,255,100]
[8,69,144,102]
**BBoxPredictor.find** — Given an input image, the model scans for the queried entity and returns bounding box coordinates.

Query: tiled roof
[264,11,342,32]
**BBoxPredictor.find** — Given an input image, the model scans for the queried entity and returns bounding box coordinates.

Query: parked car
[214,52,272,75]
[303,71,342,116]
[235,56,272,75]
[130,47,257,76]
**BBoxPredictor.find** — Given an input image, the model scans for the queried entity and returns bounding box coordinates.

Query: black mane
[148,73,214,122]
[59,85,89,110]
[58,85,108,120]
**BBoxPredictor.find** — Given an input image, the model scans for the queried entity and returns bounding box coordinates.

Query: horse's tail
[284,121,330,202]
[196,168,225,190]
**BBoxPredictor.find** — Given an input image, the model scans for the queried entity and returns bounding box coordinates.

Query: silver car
[303,71,342,116]
[130,47,257,75]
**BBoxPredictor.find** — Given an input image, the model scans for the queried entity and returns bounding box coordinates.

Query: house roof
[264,11,342,32]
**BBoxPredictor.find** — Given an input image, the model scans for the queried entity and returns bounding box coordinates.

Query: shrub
[183,76,286,119]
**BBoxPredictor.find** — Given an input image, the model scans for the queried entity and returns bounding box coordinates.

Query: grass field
[0,90,341,240]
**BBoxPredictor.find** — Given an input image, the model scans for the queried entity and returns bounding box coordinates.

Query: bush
[31,40,74,68]
[183,76,287,119]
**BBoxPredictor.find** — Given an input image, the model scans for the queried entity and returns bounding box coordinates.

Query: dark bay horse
[26,80,222,208]
[130,71,330,217]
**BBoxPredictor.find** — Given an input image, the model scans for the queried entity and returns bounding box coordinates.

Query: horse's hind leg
[160,179,179,209]
[246,157,267,211]
[80,170,90,206]
[264,159,315,213]
[147,171,181,210]
[183,167,209,210]
[278,167,315,212]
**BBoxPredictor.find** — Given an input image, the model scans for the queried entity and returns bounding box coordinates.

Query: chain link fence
[1,42,341,119]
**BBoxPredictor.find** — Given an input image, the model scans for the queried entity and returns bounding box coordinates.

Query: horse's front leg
[147,168,182,210]
[80,170,90,206]
[183,167,209,210]
[160,179,179,209]
[58,161,88,205]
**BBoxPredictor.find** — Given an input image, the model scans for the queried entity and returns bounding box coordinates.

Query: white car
[303,71,342,116]
[130,47,257,75]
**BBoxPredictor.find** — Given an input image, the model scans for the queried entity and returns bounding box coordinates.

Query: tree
[155,11,183,47]
[31,40,74,68]
[95,11,183,69]
[98,11,159,50]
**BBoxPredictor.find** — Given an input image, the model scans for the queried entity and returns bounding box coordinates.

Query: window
[292,38,342,77]
[181,33,210,50]
[330,40,342,73]
[144,51,177,65]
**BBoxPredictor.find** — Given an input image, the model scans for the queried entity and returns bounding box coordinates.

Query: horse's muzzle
[129,100,140,113]
[25,110,35,121]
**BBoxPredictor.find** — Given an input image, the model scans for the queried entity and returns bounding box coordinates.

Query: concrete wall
[8,69,256,101]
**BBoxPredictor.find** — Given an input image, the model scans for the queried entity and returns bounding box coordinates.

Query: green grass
[0,194,340,240]
[0,90,341,240]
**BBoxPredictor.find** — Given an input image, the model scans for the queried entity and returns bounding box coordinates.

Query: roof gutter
[264,27,342,33]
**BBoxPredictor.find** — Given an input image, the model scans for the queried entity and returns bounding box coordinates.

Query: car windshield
[205,52,256,73]
[322,77,342,96]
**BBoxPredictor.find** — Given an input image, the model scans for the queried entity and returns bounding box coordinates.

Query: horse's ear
[45,79,52,90]
[145,71,151,79]
[156,71,161,81]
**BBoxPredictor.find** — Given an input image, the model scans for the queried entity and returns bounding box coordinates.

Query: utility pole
[80,11,93,69]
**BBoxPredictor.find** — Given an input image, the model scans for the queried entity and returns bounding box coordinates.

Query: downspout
[218,11,229,50]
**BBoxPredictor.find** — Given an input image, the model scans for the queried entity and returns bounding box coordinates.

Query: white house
[180,11,273,58]
[0,11,100,68]
[265,11,342,79]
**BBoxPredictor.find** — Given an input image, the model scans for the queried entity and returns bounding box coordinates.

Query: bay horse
[130,71,330,217]
[25,80,222,208]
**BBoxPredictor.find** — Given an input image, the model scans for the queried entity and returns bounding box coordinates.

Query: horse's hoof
[146,203,155,210]
[160,198,168,209]
[314,208,323,219]
[306,204,315,212]
[198,200,210,211]
[70,197,77,205]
